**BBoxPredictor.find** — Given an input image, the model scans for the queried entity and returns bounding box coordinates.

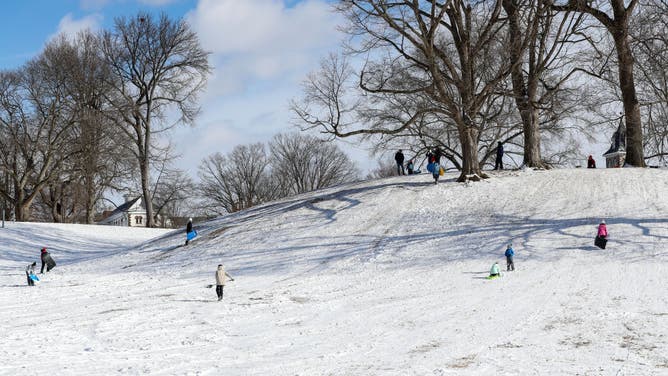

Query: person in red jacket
[587,155,596,168]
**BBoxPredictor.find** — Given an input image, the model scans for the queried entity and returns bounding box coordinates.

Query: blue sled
[187,230,198,241]
[29,274,40,282]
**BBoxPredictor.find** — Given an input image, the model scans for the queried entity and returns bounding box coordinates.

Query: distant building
[603,118,626,168]
[97,196,147,227]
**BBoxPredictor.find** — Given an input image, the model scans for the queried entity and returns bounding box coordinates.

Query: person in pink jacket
[597,220,608,238]
[595,219,608,249]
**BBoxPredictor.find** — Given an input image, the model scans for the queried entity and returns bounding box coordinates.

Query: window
[135,216,143,225]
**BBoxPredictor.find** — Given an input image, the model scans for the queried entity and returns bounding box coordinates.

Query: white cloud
[171,1,374,174]
[52,13,102,39]
[189,0,339,54]
[187,0,343,96]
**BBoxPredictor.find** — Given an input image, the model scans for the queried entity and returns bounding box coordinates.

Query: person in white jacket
[215,264,234,301]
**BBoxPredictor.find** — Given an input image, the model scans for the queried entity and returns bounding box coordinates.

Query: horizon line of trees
[0,12,211,225]
[0,10,363,227]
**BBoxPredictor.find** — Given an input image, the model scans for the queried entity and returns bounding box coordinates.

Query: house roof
[98,197,146,224]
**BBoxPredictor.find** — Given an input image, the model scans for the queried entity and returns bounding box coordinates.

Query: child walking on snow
[215,264,234,301]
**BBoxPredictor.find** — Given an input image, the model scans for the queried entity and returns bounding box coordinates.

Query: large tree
[633,0,668,164]
[294,0,514,182]
[100,13,211,226]
[552,0,646,166]
[0,46,78,221]
[503,0,584,168]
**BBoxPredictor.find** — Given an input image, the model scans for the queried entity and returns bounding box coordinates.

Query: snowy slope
[1,168,667,375]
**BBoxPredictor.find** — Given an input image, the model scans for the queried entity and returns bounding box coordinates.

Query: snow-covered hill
[1,168,667,375]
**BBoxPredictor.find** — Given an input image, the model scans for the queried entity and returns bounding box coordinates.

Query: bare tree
[552,0,646,167]
[633,0,668,164]
[294,1,515,182]
[32,32,134,223]
[503,0,586,168]
[151,167,195,227]
[269,132,360,195]
[197,144,271,215]
[0,46,78,221]
[100,13,211,226]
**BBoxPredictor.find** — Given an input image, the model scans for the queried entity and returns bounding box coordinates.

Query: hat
[41,247,47,252]
[188,217,192,222]
[507,243,512,248]
[600,219,606,224]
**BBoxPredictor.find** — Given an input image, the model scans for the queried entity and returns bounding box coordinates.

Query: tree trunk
[457,126,488,182]
[614,32,645,167]
[85,181,96,224]
[504,0,546,169]
[139,156,155,228]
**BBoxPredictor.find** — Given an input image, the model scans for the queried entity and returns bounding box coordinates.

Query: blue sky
[0,0,197,68]
[0,0,375,182]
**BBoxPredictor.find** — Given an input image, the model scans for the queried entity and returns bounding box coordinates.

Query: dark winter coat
[186,221,193,233]
[433,148,443,164]
[394,151,404,164]
[41,251,56,271]
[496,143,504,157]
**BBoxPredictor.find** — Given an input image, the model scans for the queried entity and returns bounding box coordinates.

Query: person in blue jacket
[505,243,515,271]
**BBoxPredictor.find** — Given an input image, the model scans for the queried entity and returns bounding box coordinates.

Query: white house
[97,196,148,227]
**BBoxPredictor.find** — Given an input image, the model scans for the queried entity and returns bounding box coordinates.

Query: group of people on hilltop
[25,247,57,286]
[488,220,609,278]
[393,142,507,182]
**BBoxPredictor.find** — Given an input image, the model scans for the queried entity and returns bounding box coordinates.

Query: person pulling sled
[595,219,608,249]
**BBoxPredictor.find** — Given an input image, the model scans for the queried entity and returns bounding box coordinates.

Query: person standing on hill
[587,155,596,168]
[394,149,405,175]
[40,248,56,274]
[215,264,234,301]
[185,218,193,245]
[494,142,504,170]
[505,244,515,271]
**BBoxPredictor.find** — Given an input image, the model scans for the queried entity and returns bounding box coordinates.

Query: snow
[2,168,668,375]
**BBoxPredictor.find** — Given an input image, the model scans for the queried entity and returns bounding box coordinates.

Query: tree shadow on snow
[211,214,668,279]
